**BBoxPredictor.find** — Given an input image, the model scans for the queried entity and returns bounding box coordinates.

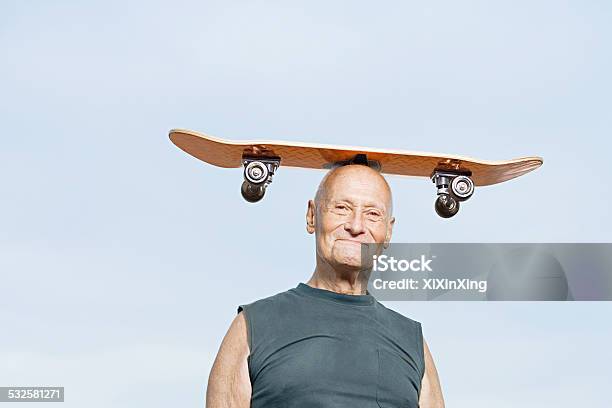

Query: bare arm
[418,339,445,408]
[206,312,251,408]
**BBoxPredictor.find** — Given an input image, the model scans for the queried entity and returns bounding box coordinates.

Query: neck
[307,255,370,295]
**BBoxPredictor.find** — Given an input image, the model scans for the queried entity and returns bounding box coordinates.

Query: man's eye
[366,211,383,221]
[332,205,350,215]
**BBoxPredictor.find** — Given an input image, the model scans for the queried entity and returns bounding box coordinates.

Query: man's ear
[383,216,395,249]
[306,200,316,234]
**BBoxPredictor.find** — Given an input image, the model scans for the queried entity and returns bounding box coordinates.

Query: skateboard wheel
[244,161,269,184]
[241,181,265,203]
[435,195,460,218]
[451,176,474,201]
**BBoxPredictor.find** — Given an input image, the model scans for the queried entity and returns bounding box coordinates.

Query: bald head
[314,164,393,216]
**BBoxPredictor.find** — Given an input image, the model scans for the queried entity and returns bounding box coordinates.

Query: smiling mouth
[336,239,365,244]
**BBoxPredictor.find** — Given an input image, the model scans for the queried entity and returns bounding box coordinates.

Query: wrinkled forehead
[316,165,393,211]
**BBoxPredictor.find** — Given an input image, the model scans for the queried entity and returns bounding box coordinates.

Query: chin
[331,248,363,270]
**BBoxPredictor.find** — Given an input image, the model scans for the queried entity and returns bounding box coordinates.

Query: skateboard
[169,128,543,218]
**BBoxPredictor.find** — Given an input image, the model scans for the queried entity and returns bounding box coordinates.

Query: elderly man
[207,164,445,407]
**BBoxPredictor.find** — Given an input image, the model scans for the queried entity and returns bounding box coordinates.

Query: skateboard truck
[241,156,281,203]
[431,170,475,218]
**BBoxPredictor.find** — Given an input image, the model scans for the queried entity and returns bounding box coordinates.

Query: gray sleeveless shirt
[237,283,425,408]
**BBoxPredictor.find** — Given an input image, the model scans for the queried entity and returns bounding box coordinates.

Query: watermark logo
[362,243,612,301]
[372,254,434,272]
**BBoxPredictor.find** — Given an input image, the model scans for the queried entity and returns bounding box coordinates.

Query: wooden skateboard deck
[169,129,542,186]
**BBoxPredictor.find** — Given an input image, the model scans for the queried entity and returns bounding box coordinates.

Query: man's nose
[344,211,366,235]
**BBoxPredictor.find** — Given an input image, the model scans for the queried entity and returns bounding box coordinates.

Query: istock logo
[372,254,434,272]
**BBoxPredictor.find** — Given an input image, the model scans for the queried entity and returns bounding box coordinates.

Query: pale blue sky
[1,1,611,407]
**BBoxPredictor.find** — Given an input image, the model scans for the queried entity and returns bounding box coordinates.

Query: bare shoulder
[224,312,249,352]
[419,338,445,408]
[213,312,249,369]
[206,312,251,408]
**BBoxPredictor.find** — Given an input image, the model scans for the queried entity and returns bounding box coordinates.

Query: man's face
[306,165,395,272]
